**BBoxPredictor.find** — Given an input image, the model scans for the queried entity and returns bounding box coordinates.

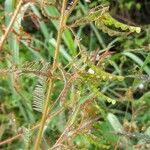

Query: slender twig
[69,117,100,136]
[51,105,81,148]
[0,0,23,51]
[51,115,100,149]
[33,0,68,149]
[51,6,67,71]
[0,106,65,146]
[52,121,73,148]
[0,68,52,78]
[0,134,21,146]
[0,123,39,146]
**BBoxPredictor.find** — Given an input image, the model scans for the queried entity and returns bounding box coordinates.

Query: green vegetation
[0,0,150,149]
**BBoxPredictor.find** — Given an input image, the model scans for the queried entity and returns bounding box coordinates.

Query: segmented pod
[71,5,141,36]
[99,12,141,34]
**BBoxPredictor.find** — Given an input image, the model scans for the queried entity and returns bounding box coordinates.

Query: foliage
[0,0,150,149]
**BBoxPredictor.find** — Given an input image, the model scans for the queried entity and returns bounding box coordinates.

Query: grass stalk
[33,0,68,149]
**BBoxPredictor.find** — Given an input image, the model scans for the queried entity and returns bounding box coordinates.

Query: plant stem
[33,0,68,149]
[0,0,23,51]
[33,80,53,150]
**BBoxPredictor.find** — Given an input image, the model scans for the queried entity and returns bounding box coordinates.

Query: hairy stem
[33,0,68,149]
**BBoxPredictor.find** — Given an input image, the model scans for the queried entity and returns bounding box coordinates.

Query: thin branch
[0,68,52,78]
[51,5,67,72]
[0,0,23,51]
[0,107,65,146]
[33,0,68,149]
[0,134,21,146]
